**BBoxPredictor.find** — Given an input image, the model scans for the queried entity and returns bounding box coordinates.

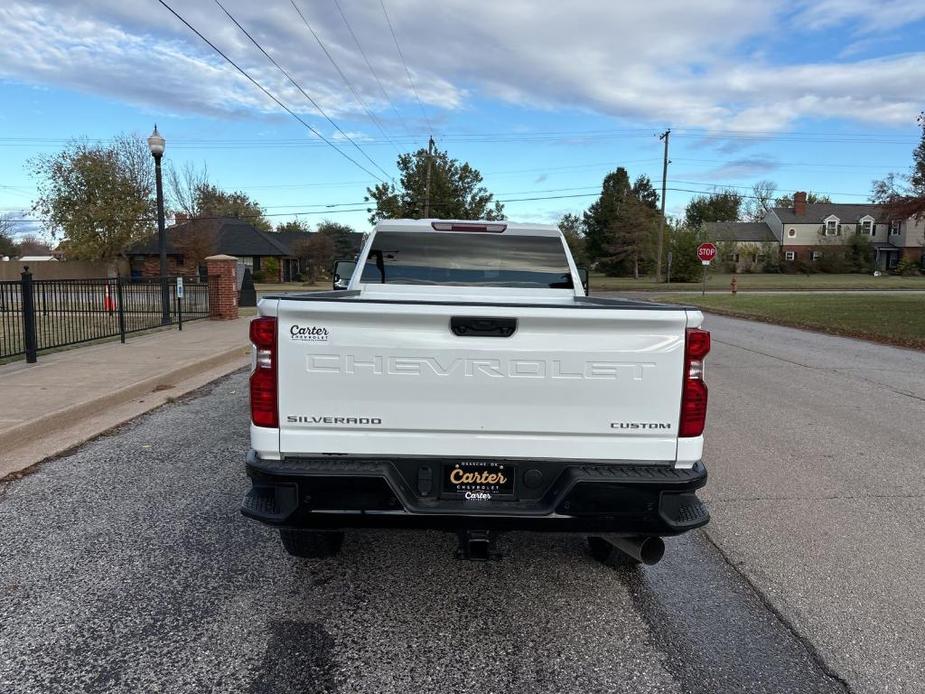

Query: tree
[15,234,53,256]
[872,112,925,219]
[684,190,743,228]
[293,233,337,283]
[583,168,661,276]
[275,219,310,234]
[366,143,504,223]
[167,161,271,232]
[609,200,658,278]
[30,135,154,260]
[558,213,587,266]
[193,184,271,232]
[0,215,16,257]
[172,220,216,272]
[667,224,706,282]
[167,161,210,218]
[316,220,361,258]
[584,168,632,267]
[774,191,831,207]
[743,180,778,221]
[632,175,659,210]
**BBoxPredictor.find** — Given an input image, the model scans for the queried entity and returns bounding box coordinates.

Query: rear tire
[279,529,344,558]
[586,536,641,566]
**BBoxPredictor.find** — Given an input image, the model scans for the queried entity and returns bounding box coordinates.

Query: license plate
[443,461,515,498]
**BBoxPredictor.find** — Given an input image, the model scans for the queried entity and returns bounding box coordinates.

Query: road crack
[714,339,925,403]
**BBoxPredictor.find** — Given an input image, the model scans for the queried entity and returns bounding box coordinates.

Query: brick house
[704,192,925,271]
[128,218,308,281]
[702,221,779,272]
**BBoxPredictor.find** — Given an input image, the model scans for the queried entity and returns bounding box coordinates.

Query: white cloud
[0,0,923,134]
[681,156,781,180]
[331,130,372,142]
[791,0,925,32]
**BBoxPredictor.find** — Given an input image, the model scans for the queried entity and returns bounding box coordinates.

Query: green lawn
[667,294,925,349]
[591,272,925,292]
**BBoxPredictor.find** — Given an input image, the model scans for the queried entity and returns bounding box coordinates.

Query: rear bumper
[242,451,709,536]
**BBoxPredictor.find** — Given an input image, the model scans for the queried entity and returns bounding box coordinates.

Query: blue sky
[1,0,924,239]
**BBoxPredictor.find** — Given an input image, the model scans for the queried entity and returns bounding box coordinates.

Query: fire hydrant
[730,276,738,295]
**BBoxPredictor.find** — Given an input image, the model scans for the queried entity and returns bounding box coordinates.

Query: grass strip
[665,293,925,350]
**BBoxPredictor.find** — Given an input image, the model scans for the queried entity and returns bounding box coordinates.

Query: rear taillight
[249,317,278,428]
[679,327,710,437]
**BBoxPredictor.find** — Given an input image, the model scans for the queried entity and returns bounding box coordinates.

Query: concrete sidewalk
[0,317,251,478]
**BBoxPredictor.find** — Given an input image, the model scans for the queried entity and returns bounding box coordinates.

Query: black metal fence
[0,270,214,363]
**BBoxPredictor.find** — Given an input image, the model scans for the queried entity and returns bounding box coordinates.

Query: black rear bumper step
[242,452,709,535]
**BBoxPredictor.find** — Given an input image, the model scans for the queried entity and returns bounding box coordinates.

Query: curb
[0,344,249,457]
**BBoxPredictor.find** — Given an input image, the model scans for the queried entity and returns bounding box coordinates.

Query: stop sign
[697,243,717,263]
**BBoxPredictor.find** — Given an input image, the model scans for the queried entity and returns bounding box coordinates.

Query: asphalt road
[2,373,846,694]
[0,312,921,693]
[700,314,925,694]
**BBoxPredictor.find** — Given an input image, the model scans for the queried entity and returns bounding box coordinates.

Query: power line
[2,179,878,208]
[667,179,872,199]
[332,0,413,137]
[484,159,664,176]
[0,127,915,149]
[2,208,374,224]
[155,0,386,183]
[1,125,915,143]
[213,0,393,181]
[288,0,402,156]
[6,178,888,226]
[380,0,432,135]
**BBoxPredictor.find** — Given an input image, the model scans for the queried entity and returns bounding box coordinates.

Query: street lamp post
[147,125,170,325]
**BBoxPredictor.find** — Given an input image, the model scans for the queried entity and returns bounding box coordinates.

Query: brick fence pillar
[206,254,239,320]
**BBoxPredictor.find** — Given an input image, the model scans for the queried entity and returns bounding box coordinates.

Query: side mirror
[332,259,356,290]
[577,267,589,295]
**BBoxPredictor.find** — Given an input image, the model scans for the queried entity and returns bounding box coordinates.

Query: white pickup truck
[243,219,710,563]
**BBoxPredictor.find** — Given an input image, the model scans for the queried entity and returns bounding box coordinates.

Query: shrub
[262,257,280,281]
[782,258,815,275]
[845,235,875,273]
[894,257,921,276]
[762,252,782,273]
[817,251,850,274]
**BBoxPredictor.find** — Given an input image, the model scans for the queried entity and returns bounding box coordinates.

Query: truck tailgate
[275,300,689,462]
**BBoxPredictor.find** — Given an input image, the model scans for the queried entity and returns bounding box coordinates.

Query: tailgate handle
[450,316,517,337]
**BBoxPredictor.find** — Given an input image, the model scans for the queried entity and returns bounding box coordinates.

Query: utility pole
[423,136,435,218]
[655,129,670,283]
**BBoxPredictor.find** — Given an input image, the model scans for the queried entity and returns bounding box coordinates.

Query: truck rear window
[359,231,574,288]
